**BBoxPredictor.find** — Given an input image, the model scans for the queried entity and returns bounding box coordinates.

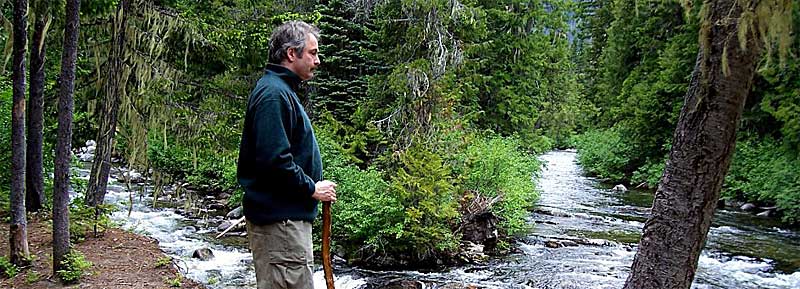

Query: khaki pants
[247,220,314,289]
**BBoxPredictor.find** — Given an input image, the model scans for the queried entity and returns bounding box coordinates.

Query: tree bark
[53,0,81,276]
[622,1,763,289]
[26,9,48,213]
[10,0,31,267]
[86,0,130,209]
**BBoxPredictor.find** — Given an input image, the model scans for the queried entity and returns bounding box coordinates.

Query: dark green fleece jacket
[237,64,322,225]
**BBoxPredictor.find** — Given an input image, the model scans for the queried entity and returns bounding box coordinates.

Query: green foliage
[459,136,541,236]
[390,144,460,258]
[57,250,93,283]
[25,270,41,284]
[574,128,631,182]
[724,137,800,223]
[0,79,11,197]
[68,196,114,242]
[154,256,172,268]
[0,256,18,278]
[164,273,182,287]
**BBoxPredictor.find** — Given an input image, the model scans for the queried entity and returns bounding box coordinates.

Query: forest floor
[0,214,204,289]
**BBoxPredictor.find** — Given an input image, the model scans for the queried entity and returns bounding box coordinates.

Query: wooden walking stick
[322,201,335,289]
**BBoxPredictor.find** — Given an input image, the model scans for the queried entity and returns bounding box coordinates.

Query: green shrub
[631,156,667,189]
[389,144,460,258]
[0,256,18,278]
[459,136,541,236]
[724,137,800,223]
[315,128,404,263]
[0,83,12,201]
[574,128,632,182]
[69,196,114,242]
[57,250,92,283]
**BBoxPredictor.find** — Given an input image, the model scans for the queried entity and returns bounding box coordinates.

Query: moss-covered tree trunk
[622,0,764,288]
[10,0,31,267]
[26,7,48,213]
[86,0,130,209]
[53,0,81,276]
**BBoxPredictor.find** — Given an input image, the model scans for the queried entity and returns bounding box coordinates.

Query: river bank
[0,215,204,289]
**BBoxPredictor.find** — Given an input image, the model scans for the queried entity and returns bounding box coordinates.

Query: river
[80,150,800,289]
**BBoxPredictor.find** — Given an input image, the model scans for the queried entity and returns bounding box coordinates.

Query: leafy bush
[389,144,460,259]
[459,136,540,236]
[68,196,114,242]
[724,137,800,223]
[57,250,92,283]
[0,83,12,200]
[0,256,18,278]
[574,128,632,182]
[631,156,667,189]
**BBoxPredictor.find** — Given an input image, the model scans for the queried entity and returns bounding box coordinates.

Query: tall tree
[9,0,31,267]
[85,0,130,209]
[53,0,81,276]
[623,0,791,288]
[26,0,50,212]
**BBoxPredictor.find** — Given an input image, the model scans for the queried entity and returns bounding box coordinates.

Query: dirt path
[1,215,204,289]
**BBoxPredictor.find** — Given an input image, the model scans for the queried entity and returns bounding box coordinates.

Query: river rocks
[545,240,561,248]
[741,203,758,211]
[122,169,145,183]
[612,184,628,192]
[458,242,488,263]
[757,209,775,217]
[76,139,97,162]
[192,247,214,261]
[534,208,572,218]
[383,279,423,289]
[226,206,244,219]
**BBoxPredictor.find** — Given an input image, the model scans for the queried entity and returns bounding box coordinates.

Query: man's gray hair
[269,21,321,64]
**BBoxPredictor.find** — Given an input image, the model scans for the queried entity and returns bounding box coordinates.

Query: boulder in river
[756,210,774,218]
[612,184,628,192]
[383,279,423,289]
[192,247,214,261]
[226,206,244,219]
[740,203,757,211]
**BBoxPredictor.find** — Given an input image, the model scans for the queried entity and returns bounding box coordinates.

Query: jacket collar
[266,64,302,91]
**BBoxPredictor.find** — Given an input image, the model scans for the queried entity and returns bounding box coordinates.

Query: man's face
[288,33,320,81]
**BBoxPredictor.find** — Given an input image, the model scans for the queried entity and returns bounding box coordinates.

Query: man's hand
[313,180,338,202]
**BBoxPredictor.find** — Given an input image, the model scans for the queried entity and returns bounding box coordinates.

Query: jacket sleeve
[251,94,316,197]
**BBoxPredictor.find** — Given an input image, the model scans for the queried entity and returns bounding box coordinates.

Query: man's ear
[287,47,297,62]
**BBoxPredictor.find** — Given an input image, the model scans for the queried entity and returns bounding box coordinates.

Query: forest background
[0,0,798,270]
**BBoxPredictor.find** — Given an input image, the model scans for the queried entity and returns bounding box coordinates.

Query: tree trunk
[622,1,763,289]
[10,0,31,267]
[53,0,81,276]
[26,10,48,213]
[86,0,130,209]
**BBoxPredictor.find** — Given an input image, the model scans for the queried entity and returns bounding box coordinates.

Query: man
[237,20,337,289]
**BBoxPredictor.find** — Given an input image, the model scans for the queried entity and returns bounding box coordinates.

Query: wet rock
[208,200,227,211]
[717,199,726,209]
[612,184,628,192]
[545,240,562,248]
[383,279,423,289]
[757,210,774,218]
[226,206,244,219]
[192,247,214,261]
[217,221,233,232]
[459,242,488,263]
[439,283,477,289]
[123,169,144,183]
[741,203,757,211]
[560,240,579,247]
[534,208,572,218]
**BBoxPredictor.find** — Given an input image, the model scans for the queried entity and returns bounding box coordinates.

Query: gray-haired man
[237,20,338,289]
